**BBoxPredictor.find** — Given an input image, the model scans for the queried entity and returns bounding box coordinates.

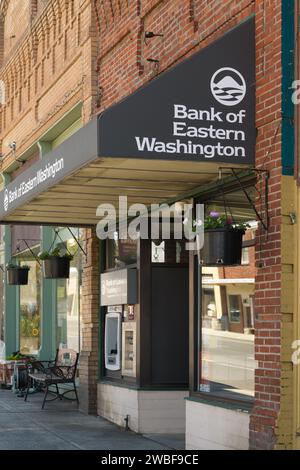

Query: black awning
[0,118,98,221]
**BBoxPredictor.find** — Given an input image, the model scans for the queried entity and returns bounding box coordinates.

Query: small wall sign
[128,305,135,321]
[100,268,137,306]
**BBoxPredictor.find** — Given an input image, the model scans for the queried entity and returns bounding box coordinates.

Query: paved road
[0,389,184,450]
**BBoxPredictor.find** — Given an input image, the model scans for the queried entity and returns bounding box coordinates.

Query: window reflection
[199,227,256,401]
[20,261,41,355]
[57,251,82,352]
[107,235,137,269]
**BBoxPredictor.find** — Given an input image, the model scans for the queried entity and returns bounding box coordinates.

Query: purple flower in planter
[209,211,219,218]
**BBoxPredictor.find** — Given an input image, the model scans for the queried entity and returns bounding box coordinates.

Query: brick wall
[0,1,49,66]
[94,0,256,114]
[251,0,284,450]
[37,1,49,17]
[0,0,98,170]
[79,228,100,414]
[2,0,31,61]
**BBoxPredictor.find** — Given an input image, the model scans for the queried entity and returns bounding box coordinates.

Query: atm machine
[104,306,122,371]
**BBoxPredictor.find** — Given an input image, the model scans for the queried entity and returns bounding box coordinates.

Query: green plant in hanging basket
[204,212,250,232]
[200,212,251,266]
[6,262,30,285]
[38,248,73,279]
[6,262,30,269]
[38,247,73,260]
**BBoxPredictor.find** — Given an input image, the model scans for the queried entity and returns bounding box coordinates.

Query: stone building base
[185,399,250,450]
[97,382,188,434]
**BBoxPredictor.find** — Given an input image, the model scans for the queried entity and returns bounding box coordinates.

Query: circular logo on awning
[3,189,8,212]
[211,68,246,106]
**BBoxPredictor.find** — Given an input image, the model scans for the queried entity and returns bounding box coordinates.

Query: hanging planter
[39,248,73,279]
[200,212,249,266]
[201,228,244,266]
[6,264,30,285]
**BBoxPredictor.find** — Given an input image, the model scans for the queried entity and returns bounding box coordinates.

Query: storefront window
[20,260,41,355]
[56,250,82,351]
[198,232,256,402]
[107,235,137,269]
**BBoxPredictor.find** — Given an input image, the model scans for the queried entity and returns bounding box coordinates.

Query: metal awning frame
[161,166,269,231]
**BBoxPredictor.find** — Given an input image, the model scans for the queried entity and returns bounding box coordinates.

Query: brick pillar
[249,0,296,450]
[79,228,99,414]
[249,201,282,449]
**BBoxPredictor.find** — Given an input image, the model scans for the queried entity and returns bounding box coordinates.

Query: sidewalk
[0,389,184,450]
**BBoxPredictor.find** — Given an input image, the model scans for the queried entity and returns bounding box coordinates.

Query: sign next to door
[99,17,255,165]
[100,269,137,306]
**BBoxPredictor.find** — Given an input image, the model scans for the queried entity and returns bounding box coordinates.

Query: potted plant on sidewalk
[39,248,73,279]
[6,263,30,285]
[200,211,249,266]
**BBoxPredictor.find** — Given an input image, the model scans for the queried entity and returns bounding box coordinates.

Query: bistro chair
[24,348,79,409]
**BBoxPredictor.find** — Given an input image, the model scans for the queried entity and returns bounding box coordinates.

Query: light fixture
[145,31,164,39]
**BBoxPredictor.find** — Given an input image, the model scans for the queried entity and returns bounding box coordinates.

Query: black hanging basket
[7,266,30,285]
[200,229,244,266]
[42,257,70,279]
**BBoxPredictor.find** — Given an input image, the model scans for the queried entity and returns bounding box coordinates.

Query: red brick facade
[0,0,97,169]
[80,228,100,414]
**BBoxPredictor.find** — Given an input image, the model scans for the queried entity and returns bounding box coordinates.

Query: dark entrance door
[150,265,189,386]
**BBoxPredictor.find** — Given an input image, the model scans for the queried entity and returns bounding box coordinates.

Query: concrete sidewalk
[0,389,185,450]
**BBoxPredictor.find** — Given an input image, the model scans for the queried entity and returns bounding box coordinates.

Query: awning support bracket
[230,167,269,231]
[50,229,74,259]
[15,228,87,261]
[16,239,42,266]
[67,228,87,257]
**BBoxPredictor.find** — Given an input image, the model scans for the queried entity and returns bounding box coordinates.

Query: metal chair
[24,348,79,409]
